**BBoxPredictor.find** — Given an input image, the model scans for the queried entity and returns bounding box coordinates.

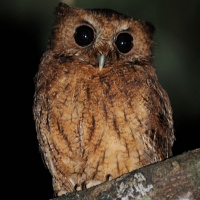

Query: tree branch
[50,148,200,200]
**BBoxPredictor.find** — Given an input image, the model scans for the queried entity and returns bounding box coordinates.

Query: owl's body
[33,3,175,196]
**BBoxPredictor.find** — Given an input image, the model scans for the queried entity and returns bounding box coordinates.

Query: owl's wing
[142,80,175,162]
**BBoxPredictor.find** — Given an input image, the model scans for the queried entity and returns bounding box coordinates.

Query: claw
[85,180,102,189]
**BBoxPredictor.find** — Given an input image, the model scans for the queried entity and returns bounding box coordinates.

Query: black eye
[74,25,94,47]
[115,33,133,54]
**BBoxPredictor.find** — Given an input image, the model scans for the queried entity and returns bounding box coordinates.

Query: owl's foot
[75,180,102,191]
[85,180,102,189]
[83,175,113,190]
[75,175,112,191]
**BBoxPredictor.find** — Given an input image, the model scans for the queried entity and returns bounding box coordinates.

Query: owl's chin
[77,58,113,74]
[79,63,112,77]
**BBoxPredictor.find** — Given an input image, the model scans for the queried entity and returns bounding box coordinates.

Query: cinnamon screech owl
[33,3,175,196]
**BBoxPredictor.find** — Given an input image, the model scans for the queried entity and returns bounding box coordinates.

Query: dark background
[1,0,199,199]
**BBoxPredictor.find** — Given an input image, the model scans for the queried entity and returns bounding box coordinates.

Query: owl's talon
[107,174,113,181]
[75,184,82,191]
[84,180,102,189]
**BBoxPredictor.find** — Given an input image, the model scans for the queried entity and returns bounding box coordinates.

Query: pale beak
[99,54,106,71]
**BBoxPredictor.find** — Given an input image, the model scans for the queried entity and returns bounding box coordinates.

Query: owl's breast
[48,65,151,167]
[35,61,167,187]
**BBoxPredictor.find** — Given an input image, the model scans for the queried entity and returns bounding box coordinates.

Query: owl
[33,3,175,196]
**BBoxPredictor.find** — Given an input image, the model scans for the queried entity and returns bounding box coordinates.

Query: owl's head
[50,3,154,71]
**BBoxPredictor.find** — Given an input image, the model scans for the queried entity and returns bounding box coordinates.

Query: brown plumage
[33,3,175,196]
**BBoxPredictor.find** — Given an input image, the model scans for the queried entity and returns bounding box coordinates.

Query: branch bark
[50,148,200,200]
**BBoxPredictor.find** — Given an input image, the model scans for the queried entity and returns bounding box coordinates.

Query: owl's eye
[74,25,94,47]
[115,33,133,54]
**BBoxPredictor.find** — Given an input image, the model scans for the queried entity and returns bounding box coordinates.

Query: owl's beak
[99,54,106,71]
